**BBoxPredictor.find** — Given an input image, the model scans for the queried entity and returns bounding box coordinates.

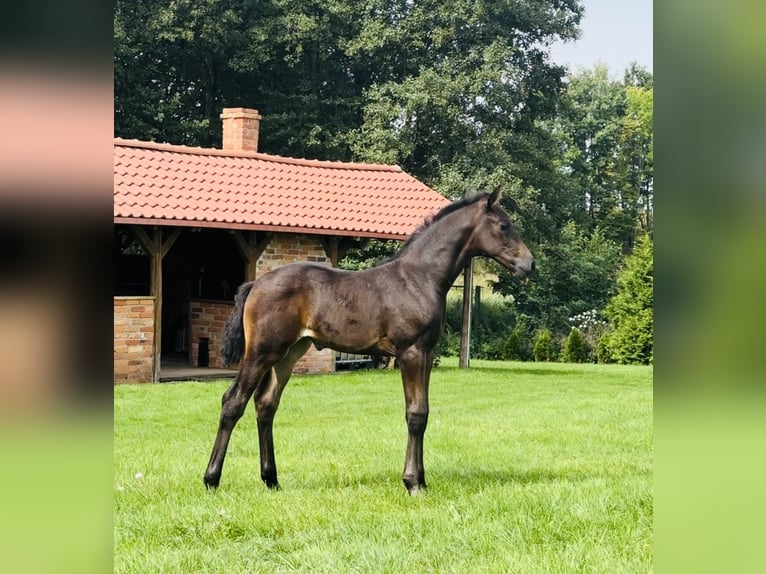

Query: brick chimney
[220,107,262,152]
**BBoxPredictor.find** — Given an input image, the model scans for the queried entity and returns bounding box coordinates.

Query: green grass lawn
[114,359,652,573]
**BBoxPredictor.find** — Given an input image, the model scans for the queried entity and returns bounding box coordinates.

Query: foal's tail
[220,281,255,366]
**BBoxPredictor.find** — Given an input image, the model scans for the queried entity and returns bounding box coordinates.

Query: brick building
[114,108,449,383]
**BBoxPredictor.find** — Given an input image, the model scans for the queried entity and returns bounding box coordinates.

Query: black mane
[381,193,489,263]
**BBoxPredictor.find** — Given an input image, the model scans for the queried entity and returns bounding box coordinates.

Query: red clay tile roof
[114,138,450,239]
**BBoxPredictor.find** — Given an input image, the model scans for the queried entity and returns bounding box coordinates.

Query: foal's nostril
[530,260,536,272]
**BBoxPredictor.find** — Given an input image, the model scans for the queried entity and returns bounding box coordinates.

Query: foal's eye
[499,221,510,233]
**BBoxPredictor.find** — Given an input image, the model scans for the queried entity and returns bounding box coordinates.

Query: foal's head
[471,189,535,279]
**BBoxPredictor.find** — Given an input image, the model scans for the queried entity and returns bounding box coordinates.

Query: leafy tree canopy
[115,0,583,168]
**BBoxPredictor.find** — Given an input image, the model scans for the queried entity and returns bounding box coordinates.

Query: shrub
[479,340,505,360]
[435,328,461,358]
[502,330,525,361]
[471,291,516,360]
[603,234,653,364]
[533,329,555,362]
[562,327,588,363]
[596,331,614,364]
[568,308,609,359]
[442,288,520,361]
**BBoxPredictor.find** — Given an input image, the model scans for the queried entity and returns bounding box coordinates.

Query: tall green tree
[115,0,259,146]
[496,222,622,336]
[559,66,627,240]
[549,64,653,250]
[115,0,367,156]
[347,1,583,197]
[618,84,654,237]
[603,234,653,364]
[115,0,584,169]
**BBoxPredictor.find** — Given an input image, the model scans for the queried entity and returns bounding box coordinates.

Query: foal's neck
[398,208,478,295]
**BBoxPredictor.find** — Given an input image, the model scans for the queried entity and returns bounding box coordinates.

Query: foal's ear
[487,187,502,209]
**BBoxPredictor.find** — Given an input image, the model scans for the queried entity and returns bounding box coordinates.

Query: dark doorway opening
[162,228,244,365]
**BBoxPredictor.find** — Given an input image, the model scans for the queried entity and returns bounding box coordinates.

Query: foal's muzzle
[514,258,535,279]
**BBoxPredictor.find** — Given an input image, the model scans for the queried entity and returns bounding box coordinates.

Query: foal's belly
[299,325,395,356]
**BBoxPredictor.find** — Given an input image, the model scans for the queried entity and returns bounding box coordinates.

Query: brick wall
[257,233,329,275]
[293,344,335,374]
[189,299,232,368]
[114,296,154,383]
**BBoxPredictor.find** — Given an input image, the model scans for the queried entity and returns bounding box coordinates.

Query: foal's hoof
[404,477,427,496]
[261,468,280,490]
[203,473,220,490]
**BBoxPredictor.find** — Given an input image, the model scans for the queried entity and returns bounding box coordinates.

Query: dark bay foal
[204,189,534,494]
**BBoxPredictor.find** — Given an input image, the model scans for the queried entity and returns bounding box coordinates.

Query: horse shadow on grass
[285,463,612,493]
[433,464,609,487]
[439,366,584,378]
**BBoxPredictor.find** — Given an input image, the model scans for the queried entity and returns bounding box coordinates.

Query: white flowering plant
[568,309,611,358]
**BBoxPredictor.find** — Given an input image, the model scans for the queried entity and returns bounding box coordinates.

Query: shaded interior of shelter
[115,225,241,380]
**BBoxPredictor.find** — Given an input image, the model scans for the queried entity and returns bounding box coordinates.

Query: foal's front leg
[398,346,433,495]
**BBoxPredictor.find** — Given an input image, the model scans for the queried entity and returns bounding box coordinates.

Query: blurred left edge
[0,22,114,574]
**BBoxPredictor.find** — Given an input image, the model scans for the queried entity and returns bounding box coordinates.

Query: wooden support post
[320,237,341,267]
[459,259,473,368]
[231,231,273,281]
[131,226,181,383]
[131,226,154,258]
[161,229,181,258]
[150,229,163,383]
[473,285,482,333]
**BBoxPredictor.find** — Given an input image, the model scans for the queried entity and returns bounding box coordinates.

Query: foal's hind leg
[254,338,312,489]
[203,359,271,489]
